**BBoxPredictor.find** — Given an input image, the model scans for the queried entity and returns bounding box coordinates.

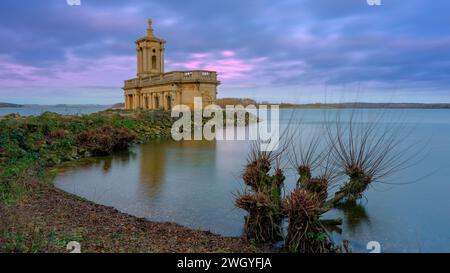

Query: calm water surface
[54,109,450,252]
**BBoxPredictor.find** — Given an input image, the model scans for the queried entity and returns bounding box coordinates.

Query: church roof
[135,19,166,44]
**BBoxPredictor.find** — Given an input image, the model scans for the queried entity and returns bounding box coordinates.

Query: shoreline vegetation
[0,109,265,253]
[235,114,412,253]
[0,101,419,253]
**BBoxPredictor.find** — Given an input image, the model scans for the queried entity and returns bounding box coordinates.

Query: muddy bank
[1,183,269,253]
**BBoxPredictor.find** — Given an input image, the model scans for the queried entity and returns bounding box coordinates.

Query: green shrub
[0,110,173,204]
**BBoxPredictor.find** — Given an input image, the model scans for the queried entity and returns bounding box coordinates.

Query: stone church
[123,19,220,110]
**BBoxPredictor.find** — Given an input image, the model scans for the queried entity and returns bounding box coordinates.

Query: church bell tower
[136,19,166,78]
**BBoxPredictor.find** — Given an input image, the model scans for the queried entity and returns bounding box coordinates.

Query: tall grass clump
[283,189,332,253]
[235,142,286,243]
[236,109,416,252]
[323,111,415,206]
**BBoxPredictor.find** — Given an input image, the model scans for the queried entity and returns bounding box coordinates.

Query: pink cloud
[190,53,211,59]
[221,50,236,57]
[0,49,275,91]
[0,53,135,88]
[167,51,270,86]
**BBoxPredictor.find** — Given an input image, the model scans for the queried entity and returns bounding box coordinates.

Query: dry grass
[235,191,283,243]
[283,189,332,253]
[236,109,418,253]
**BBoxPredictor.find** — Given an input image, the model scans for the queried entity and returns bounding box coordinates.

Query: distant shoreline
[214,98,450,109]
[278,102,450,109]
[2,101,450,109]
[0,103,109,108]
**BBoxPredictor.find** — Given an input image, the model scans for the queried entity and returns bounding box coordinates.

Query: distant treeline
[215,98,258,107]
[0,102,112,108]
[0,102,23,108]
[284,102,450,109]
[216,98,450,109]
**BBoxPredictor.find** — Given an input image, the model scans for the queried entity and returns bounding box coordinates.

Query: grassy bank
[0,109,264,253]
[0,110,174,205]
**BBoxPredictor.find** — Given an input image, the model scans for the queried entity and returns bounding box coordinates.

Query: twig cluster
[236,110,415,253]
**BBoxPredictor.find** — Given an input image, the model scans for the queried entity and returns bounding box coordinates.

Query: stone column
[135,94,138,109]
[137,49,140,76]
[156,93,160,109]
[162,92,167,110]
[161,48,164,73]
[136,49,140,76]
[142,46,147,75]
[148,49,153,72]
[176,91,181,106]
[141,49,144,75]
[167,92,170,110]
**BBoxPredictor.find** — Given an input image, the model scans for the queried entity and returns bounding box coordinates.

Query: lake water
[54,109,450,252]
[0,105,109,116]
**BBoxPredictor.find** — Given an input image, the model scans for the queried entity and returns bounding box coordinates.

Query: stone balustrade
[124,70,219,89]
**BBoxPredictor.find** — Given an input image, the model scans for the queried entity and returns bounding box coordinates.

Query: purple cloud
[0,0,450,104]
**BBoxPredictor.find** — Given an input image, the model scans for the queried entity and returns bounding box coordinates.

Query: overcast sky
[1,0,450,104]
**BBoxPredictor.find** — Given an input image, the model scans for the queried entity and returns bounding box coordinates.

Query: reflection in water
[102,157,112,172]
[335,200,370,232]
[55,138,245,235]
[138,140,217,198]
[139,141,166,194]
[100,151,134,173]
[54,109,450,252]
[323,221,343,235]
[57,152,133,174]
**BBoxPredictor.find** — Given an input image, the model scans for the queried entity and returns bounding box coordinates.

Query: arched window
[152,55,157,69]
